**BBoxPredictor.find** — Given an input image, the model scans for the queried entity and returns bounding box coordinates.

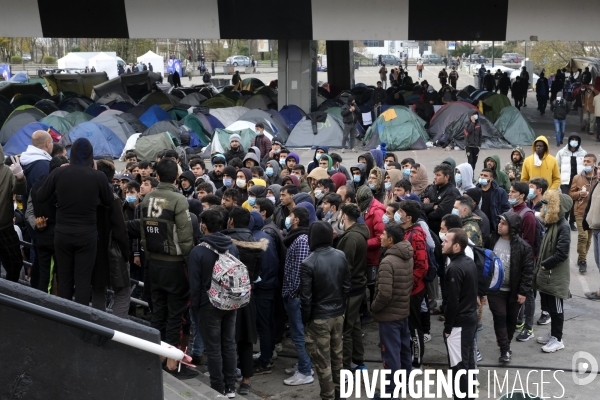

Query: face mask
[570,140,579,148]
[325,211,332,219]
[382,214,390,224]
[267,195,276,204]
[584,165,593,173]
[353,175,361,183]
[314,190,324,200]
[394,212,402,224]
[473,114,479,121]
[248,197,256,206]
[385,182,392,191]
[451,208,460,216]
[274,148,281,154]
[126,195,137,204]
[285,217,292,230]
[403,168,411,176]
[384,163,388,170]
[455,173,462,185]
[236,179,246,188]
[368,183,376,190]
[315,153,322,161]
[223,178,232,187]
[265,167,274,176]
[527,188,536,199]
[329,167,338,173]
[439,232,447,241]
[478,178,488,186]
[279,158,286,166]
[508,198,518,205]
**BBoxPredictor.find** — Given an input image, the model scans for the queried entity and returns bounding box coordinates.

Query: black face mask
[113,184,121,194]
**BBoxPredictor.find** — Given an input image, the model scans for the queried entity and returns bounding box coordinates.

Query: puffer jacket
[250,134,272,161]
[488,211,534,302]
[300,222,351,323]
[534,190,572,300]
[341,98,360,125]
[569,169,598,217]
[336,222,370,294]
[371,241,414,322]
[503,146,525,183]
[556,137,586,185]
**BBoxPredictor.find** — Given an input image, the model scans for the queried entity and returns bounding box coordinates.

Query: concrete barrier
[0,280,163,400]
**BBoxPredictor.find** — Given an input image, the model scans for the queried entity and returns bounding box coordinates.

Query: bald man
[20,130,53,198]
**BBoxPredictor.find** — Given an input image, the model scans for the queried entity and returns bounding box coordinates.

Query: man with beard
[208,154,226,190]
[224,134,247,163]
[504,147,525,184]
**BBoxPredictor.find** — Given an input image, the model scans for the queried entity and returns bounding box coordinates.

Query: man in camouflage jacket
[504,147,526,184]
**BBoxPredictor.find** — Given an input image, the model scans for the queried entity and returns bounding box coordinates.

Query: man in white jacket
[556,134,586,230]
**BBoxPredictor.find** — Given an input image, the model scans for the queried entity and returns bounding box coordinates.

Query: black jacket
[511,81,524,98]
[444,252,478,334]
[422,182,460,233]
[483,74,495,91]
[488,211,534,302]
[498,76,511,94]
[222,227,264,283]
[341,102,360,125]
[224,146,247,163]
[464,118,482,148]
[300,222,350,323]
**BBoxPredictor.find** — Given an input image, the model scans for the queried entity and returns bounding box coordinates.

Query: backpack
[471,246,504,296]
[517,207,544,258]
[553,99,567,119]
[408,225,438,283]
[200,242,251,311]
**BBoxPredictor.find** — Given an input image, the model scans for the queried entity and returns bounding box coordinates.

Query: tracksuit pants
[343,293,365,368]
[54,230,97,305]
[408,289,426,368]
[379,318,412,397]
[444,323,477,400]
[539,292,565,341]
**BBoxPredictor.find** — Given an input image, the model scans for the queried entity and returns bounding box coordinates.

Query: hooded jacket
[370,149,384,169]
[483,155,511,192]
[341,97,360,125]
[307,146,329,174]
[488,212,534,302]
[404,223,429,295]
[358,152,376,176]
[189,233,239,308]
[20,144,51,204]
[477,179,511,232]
[265,159,283,186]
[179,170,197,200]
[350,163,367,190]
[300,221,350,323]
[0,144,27,230]
[556,135,586,186]
[383,169,403,205]
[282,173,301,189]
[521,136,561,190]
[410,164,429,196]
[242,151,261,168]
[571,168,598,217]
[331,172,348,191]
[371,241,414,322]
[222,226,268,284]
[296,201,317,224]
[534,191,572,300]
[456,163,475,194]
[503,147,526,183]
[356,186,386,266]
[282,152,300,175]
[465,187,491,242]
[336,222,370,293]
[464,112,482,148]
[368,166,385,203]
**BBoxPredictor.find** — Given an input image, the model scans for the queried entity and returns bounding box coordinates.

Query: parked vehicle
[226,55,251,67]
[502,53,523,63]
[376,54,400,66]
[468,54,488,63]
[422,54,442,64]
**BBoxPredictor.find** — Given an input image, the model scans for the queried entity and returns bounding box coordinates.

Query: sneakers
[516,328,535,342]
[224,386,236,398]
[164,365,200,380]
[284,371,315,386]
[191,354,206,367]
[423,333,432,343]
[499,351,511,363]
[476,350,483,362]
[253,363,273,375]
[341,148,346,153]
[570,222,577,232]
[579,261,587,274]
[477,321,483,332]
[541,336,565,353]
[274,343,283,353]
[351,148,357,152]
[238,382,251,395]
[537,332,552,345]
[252,350,277,361]
[537,312,551,325]
[285,363,315,376]
[516,322,524,330]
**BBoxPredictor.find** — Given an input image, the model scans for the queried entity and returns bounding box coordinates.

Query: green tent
[183,114,211,146]
[362,106,429,151]
[202,97,236,109]
[64,111,93,126]
[135,132,176,161]
[324,107,342,121]
[40,115,74,135]
[482,93,511,123]
[213,128,256,152]
[494,106,537,146]
[168,106,190,121]
[234,77,265,92]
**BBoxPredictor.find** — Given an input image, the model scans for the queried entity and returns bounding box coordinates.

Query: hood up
[331,172,347,190]
[70,138,94,167]
[369,149,384,168]
[297,201,317,224]
[268,184,282,203]
[410,164,429,195]
[200,232,234,253]
[386,169,403,190]
[249,210,265,231]
[308,220,333,251]
[532,136,550,159]
[456,162,475,191]
[313,146,329,163]
[286,152,300,164]
[499,211,522,239]
[358,152,375,175]
[267,159,281,176]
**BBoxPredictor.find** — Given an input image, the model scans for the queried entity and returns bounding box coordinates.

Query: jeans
[197,304,237,393]
[576,215,592,263]
[190,307,205,356]
[254,289,276,367]
[582,110,595,132]
[517,289,536,331]
[487,291,521,353]
[283,296,312,375]
[418,69,423,78]
[379,318,412,397]
[554,119,566,144]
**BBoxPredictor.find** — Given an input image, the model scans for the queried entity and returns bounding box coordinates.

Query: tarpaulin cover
[494,106,536,146]
[362,106,429,151]
[441,113,512,150]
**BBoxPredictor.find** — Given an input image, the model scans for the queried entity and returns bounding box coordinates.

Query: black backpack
[553,99,567,120]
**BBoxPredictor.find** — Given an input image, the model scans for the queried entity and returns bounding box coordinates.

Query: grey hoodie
[266,160,283,186]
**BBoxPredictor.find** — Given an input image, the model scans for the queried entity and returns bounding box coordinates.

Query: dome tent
[0,105,46,144]
[438,112,512,150]
[429,101,479,142]
[285,112,345,148]
[63,122,125,158]
[91,113,136,144]
[209,106,250,128]
[494,106,536,146]
[362,106,429,151]
[39,115,74,135]
[279,105,307,130]
[3,123,61,156]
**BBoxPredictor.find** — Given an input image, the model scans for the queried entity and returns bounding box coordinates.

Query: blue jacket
[23,159,49,203]
[477,180,510,231]
[249,211,280,290]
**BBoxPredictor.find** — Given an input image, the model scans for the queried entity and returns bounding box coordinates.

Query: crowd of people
[2,121,600,400]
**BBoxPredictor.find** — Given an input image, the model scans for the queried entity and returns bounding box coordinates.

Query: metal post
[492,41,495,68]
[270,40,273,67]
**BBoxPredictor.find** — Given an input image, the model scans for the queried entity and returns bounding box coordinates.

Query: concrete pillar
[326,41,355,98]
[278,40,317,114]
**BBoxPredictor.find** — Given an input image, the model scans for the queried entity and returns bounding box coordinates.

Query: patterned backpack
[200,242,251,310]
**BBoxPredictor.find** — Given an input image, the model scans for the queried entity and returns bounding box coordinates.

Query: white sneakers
[423,333,432,343]
[252,351,278,361]
[541,336,565,353]
[537,332,551,344]
[284,370,315,386]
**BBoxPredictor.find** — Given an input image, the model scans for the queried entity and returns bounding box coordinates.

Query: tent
[49,110,70,117]
[428,101,479,142]
[11,94,43,108]
[137,50,165,77]
[183,114,211,146]
[202,96,236,109]
[481,93,511,123]
[0,105,46,144]
[564,57,600,83]
[110,101,135,113]
[89,52,118,80]
[285,112,345,148]
[0,83,50,101]
[43,73,108,98]
[233,78,265,92]
[91,113,136,144]
[84,103,110,117]
[142,120,183,138]
[362,106,429,151]
[279,105,307,131]
[64,122,124,158]
[91,71,162,102]
[243,93,277,110]
[211,128,256,154]
[265,109,292,140]
[193,112,218,136]
[139,104,171,127]
[209,106,250,128]
[64,111,93,126]
[139,91,180,110]
[494,106,536,146]
[237,109,280,136]
[39,115,74,135]
[180,92,208,106]
[439,113,512,150]
[97,92,135,106]
[119,133,141,160]
[118,112,147,133]
[35,99,60,115]
[59,96,94,112]
[135,132,176,161]
[57,53,87,69]
[3,123,61,156]
[226,120,273,142]
[128,105,149,119]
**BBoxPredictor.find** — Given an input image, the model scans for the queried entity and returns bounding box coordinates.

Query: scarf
[534,153,543,167]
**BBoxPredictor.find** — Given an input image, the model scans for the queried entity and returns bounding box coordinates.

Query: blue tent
[3,122,58,156]
[66,122,124,158]
[205,114,225,131]
[84,103,109,117]
[279,105,306,130]
[139,104,170,128]
[9,72,28,83]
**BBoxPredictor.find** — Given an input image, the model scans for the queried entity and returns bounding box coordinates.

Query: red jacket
[404,224,428,295]
[365,198,386,266]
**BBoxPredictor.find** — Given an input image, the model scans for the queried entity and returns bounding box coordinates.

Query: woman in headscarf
[409,162,429,196]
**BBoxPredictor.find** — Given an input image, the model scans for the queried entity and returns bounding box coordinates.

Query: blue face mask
[527,188,536,199]
[385,182,392,190]
[394,212,402,224]
[478,178,488,186]
[279,158,286,166]
[285,216,292,230]
[570,140,579,148]
[403,168,411,176]
[584,165,593,173]
[248,197,256,206]
[329,167,338,173]
[508,198,518,205]
[223,178,233,187]
[126,195,137,204]
[274,148,281,154]
[353,175,361,183]
[382,214,390,224]
[368,183,376,190]
[266,167,274,176]
[325,211,332,219]
[451,208,460,216]
[455,173,462,185]
[315,153,322,161]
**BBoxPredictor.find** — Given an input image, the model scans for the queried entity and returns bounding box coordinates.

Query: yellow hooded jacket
[520,136,561,190]
[241,178,266,211]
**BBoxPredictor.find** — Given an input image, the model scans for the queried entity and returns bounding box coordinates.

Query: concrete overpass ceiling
[0,0,43,38]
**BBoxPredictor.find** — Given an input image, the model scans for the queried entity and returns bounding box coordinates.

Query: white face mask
[439,232,447,241]
[236,179,246,188]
